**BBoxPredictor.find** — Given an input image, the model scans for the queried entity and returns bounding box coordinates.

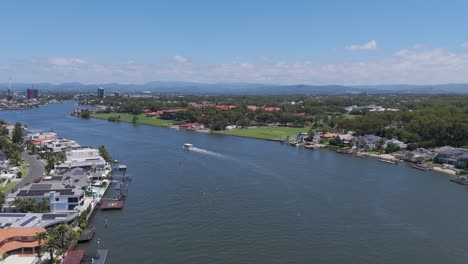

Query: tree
[80,111,90,118]
[34,231,48,258]
[12,122,23,144]
[98,145,112,162]
[42,236,59,263]
[406,143,418,151]
[132,115,139,124]
[50,224,78,257]
[13,198,35,213]
[385,143,401,154]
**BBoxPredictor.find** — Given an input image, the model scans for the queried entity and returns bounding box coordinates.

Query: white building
[57,148,108,177]
[384,138,407,149]
[43,138,81,153]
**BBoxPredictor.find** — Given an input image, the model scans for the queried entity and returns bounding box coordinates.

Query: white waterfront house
[43,138,81,153]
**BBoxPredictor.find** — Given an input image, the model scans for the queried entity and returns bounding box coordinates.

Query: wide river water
[2,102,468,263]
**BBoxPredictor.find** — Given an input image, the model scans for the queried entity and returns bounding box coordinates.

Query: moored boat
[379,158,398,164]
[412,164,433,171]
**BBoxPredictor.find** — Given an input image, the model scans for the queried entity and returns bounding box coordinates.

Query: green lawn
[214,126,309,141]
[343,114,359,119]
[0,181,17,192]
[90,113,173,127]
[20,163,28,178]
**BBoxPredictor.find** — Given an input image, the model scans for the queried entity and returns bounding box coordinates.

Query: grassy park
[214,126,309,141]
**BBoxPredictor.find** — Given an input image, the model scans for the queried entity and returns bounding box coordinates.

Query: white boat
[183,143,194,150]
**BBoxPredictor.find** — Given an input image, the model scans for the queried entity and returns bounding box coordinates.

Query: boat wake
[190,147,226,159]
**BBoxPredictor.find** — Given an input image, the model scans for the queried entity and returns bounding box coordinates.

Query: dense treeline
[175,106,308,130]
[335,96,468,148]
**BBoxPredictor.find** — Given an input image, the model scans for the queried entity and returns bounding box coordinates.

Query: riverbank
[87,113,308,142]
[90,113,173,127]
[86,113,463,177]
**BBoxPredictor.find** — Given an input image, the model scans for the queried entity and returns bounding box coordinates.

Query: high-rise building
[26,88,39,100]
[97,87,105,98]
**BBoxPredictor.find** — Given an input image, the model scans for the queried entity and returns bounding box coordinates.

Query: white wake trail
[190,147,226,158]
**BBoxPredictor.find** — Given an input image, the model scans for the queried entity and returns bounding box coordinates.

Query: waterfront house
[383,138,407,149]
[160,109,184,120]
[263,107,281,112]
[353,134,383,150]
[338,132,354,144]
[0,227,46,256]
[321,133,339,139]
[216,105,237,111]
[58,148,106,170]
[435,148,468,169]
[6,168,88,213]
[1,124,15,136]
[296,132,309,142]
[43,138,81,153]
[27,132,57,144]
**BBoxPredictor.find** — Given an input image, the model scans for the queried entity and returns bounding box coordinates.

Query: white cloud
[172,55,188,63]
[461,43,468,48]
[48,57,87,66]
[2,46,468,85]
[344,40,377,51]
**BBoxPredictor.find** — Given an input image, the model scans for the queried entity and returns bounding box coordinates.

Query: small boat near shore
[412,164,433,171]
[450,175,468,185]
[183,143,194,150]
[379,158,398,164]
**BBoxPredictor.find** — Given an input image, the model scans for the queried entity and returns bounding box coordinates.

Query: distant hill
[1,82,467,95]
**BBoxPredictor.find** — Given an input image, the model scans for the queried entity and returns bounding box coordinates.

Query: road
[4,151,45,196]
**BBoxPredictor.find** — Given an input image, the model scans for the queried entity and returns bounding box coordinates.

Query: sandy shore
[432,166,457,176]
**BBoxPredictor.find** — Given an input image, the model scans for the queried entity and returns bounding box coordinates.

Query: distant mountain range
[2,82,468,95]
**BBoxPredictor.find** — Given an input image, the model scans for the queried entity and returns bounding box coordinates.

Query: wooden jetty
[114,182,123,190]
[93,249,109,264]
[78,227,96,243]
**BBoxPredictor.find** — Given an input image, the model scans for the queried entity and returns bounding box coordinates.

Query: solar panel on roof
[42,213,69,220]
[0,213,26,217]
[30,184,52,190]
[73,169,85,176]
[20,216,38,226]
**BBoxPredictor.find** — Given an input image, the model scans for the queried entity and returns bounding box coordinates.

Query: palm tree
[50,224,77,258]
[34,231,47,258]
[42,236,58,263]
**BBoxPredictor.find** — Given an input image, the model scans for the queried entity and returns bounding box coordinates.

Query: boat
[183,143,193,150]
[289,141,300,147]
[412,164,433,171]
[379,158,397,164]
[450,176,468,185]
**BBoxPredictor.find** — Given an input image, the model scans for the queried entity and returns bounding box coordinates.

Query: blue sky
[1,0,468,85]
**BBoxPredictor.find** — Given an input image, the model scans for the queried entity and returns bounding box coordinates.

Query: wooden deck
[62,250,85,264]
[99,199,125,210]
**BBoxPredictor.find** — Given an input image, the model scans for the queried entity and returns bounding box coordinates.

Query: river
[2,102,468,263]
